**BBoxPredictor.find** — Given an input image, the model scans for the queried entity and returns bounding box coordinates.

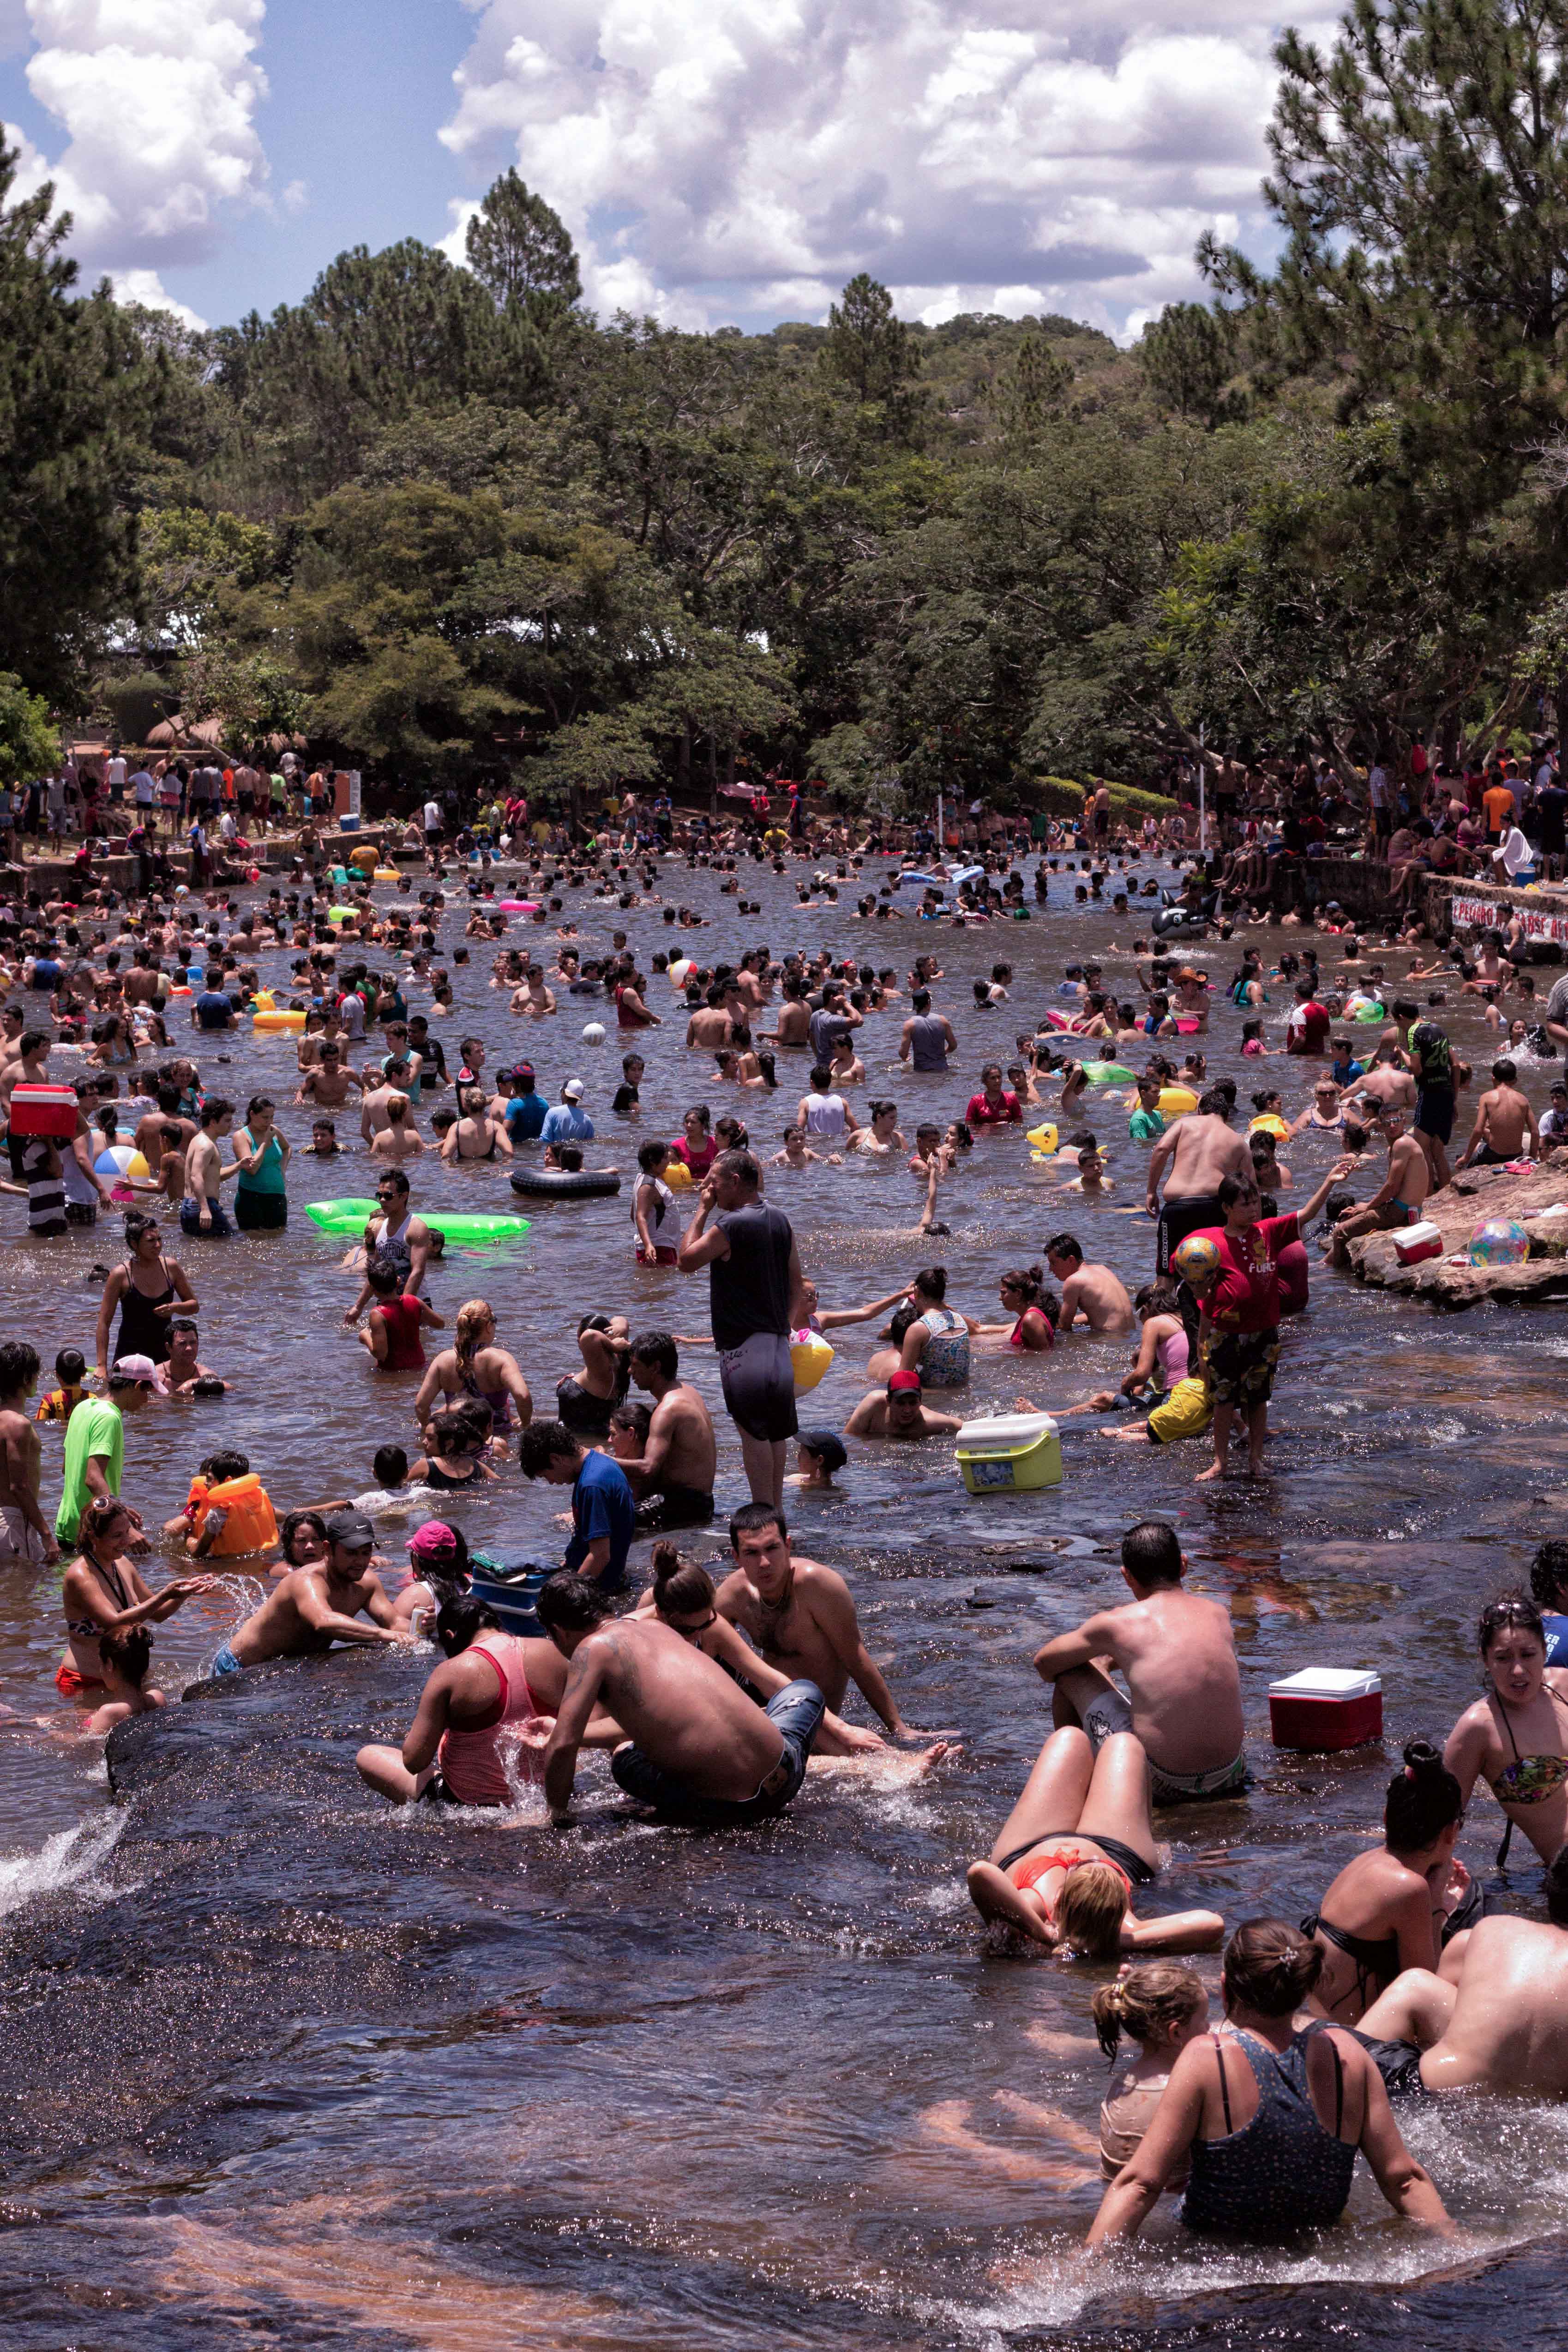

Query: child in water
[789,1430,848,1491]
[82,1627,164,1734]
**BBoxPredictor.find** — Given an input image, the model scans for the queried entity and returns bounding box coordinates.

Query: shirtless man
[182,1098,238,1237]
[1045,1234,1134,1331]
[714,1501,913,1735]
[1031,1517,1249,1804]
[0,1339,56,1563]
[1328,1109,1431,1258]
[765,981,811,1050]
[1353,1874,1568,2100]
[619,1330,718,1530]
[845,1370,964,1441]
[1456,1055,1535,1168]
[685,989,733,1053]
[209,1510,407,1676]
[1347,1043,1418,1121]
[539,1570,826,1824]
[295,1044,361,1111]
[360,1059,419,1142]
[1144,1089,1250,1275]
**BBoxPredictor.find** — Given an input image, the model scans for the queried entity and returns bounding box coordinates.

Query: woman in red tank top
[358,1253,443,1370]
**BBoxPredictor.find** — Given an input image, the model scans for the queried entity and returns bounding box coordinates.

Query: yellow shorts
[1146,1377,1213,1444]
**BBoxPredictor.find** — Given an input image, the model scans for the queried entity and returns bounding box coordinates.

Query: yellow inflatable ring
[253,1009,307,1032]
[1158,1086,1199,1114]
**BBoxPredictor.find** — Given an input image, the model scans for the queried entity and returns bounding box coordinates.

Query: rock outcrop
[1342,1149,1568,1308]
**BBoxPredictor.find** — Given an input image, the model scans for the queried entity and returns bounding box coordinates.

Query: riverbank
[1343,1149,1568,1305]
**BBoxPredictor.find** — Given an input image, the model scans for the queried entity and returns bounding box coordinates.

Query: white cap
[563,1078,585,1101]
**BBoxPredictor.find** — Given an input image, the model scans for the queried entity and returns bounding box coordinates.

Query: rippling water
[1,851,1566,2348]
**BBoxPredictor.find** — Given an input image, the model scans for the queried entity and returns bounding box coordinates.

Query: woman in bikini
[1445,1591,1568,1867]
[414,1299,532,1449]
[58,1498,216,1697]
[968,1266,1058,1353]
[1300,1741,1468,2022]
[440,1084,512,1163]
[966,1724,1225,1959]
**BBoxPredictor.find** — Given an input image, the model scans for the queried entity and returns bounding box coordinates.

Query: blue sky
[0,0,1294,342]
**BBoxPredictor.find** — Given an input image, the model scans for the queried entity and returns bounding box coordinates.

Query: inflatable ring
[253,1009,307,1032]
[1249,1113,1289,1138]
[498,900,540,914]
[327,906,362,924]
[373,868,401,882]
[1158,1086,1199,1114]
[305,1200,531,1245]
[252,989,276,1012]
[167,986,191,999]
[509,1167,621,1200]
[1352,1001,1385,1023]
[1082,1063,1136,1085]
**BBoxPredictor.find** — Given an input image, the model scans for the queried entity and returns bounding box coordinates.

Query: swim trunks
[1150,1752,1251,1807]
[633,1485,715,1532]
[210,1642,244,1677]
[180,1197,234,1238]
[1351,2031,1430,2101]
[1157,1192,1221,1276]
[1203,1327,1281,1409]
[611,1678,824,1824]
[1079,1684,1136,1750]
[1370,1198,1419,1227]
[1146,1377,1213,1444]
[1414,1086,1455,1144]
[0,1503,48,1565]
[717,1331,799,1444]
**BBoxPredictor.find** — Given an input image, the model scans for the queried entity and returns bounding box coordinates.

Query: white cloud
[110,267,207,329]
[439,0,1287,338]
[12,0,268,279]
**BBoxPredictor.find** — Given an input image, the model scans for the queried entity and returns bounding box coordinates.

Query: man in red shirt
[1285,979,1331,1055]
[1189,1160,1353,1482]
[965,1063,1022,1125]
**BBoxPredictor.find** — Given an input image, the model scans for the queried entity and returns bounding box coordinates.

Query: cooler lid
[955,1411,1057,1449]
[1398,1221,1442,1245]
[1269,1666,1381,1700]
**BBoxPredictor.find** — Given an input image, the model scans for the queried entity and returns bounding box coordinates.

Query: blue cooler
[468,1555,553,1635]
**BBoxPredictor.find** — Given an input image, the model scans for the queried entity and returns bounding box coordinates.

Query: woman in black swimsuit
[440,1085,512,1164]
[93,1213,198,1379]
[1300,1741,1466,2022]
[556,1311,629,1439]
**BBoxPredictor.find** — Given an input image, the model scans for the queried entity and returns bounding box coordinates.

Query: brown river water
[2,851,1567,2350]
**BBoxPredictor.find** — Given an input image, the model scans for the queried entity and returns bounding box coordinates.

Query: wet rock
[1344,1149,1568,1308]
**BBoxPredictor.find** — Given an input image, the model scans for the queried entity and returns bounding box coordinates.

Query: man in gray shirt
[677,1149,808,1507]
[807,983,860,1067]
[900,990,956,1071]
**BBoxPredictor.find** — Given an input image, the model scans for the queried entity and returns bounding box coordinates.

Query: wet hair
[365,1251,404,1298]
[54,1346,86,1383]
[1197,1087,1231,1119]
[535,1570,612,1635]
[1384,1739,1463,1852]
[630,1329,678,1378]
[1044,1233,1082,1265]
[97,1625,152,1687]
[1055,1863,1130,1959]
[519,1419,581,1475]
[1478,1590,1546,1659]
[1000,1263,1045,1305]
[279,1509,329,1566]
[610,1398,651,1445]
[1092,1962,1206,2062]
[1222,1918,1323,2016]
[0,1339,39,1396]
[637,1137,669,1173]
[372,1444,407,1485]
[433,1591,500,1657]
[199,1448,250,1485]
[729,1499,788,1551]
[1133,1279,1182,1318]
[1217,1171,1260,1211]
[651,1539,716,1620]
[1493,1058,1518,1085]
[911,1265,947,1302]
[1530,1540,1568,1609]
[1122,1519,1183,1587]
[454,1297,494,1378]
[885,1301,918,1345]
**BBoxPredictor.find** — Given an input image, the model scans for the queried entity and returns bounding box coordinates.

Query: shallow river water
[1,850,1566,2350]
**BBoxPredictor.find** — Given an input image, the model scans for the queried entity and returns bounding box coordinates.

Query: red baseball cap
[887,1369,922,1393]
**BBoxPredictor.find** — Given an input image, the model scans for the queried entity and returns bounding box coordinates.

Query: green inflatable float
[1081,1063,1136,1085]
[306,1199,531,1247]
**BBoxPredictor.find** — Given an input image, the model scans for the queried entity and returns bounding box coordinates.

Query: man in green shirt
[1128,1072,1167,1144]
[55,1361,153,1550]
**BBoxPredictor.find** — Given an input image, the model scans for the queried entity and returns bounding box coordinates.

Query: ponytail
[1384,1738,1463,1852]
[652,1541,715,1620]
[1092,1962,1206,2063]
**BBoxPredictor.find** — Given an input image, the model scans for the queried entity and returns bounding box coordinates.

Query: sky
[0,0,1318,343]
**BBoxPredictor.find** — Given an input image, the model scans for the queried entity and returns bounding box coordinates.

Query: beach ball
[1468,1216,1529,1267]
[790,1330,835,1392]
[1173,1233,1222,1288]
[663,1160,694,1191]
[95,1144,150,1179]
[582,1021,606,1045]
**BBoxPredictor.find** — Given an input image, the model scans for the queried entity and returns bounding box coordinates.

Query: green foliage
[0,672,58,784]
[1139,303,1244,426]
[465,169,582,325]
[95,672,179,746]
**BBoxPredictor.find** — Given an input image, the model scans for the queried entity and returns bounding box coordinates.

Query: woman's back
[1181,2026,1359,2236]
[918,1305,970,1387]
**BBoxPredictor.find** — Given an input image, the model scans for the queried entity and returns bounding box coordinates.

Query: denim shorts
[180,1196,234,1237]
[611,1678,825,1824]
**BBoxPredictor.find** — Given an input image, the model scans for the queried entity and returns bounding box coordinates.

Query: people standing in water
[677,1148,807,1507]
[231,1095,291,1231]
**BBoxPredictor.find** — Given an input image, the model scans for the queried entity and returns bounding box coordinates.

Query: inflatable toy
[1082,1063,1136,1086]
[1159,1087,1199,1114]
[663,1159,694,1190]
[582,1022,606,1045]
[94,1144,150,1179]
[497,900,541,914]
[1172,1233,1222,1287]
[790,1330,835,1392]
[1249,1114,1289,1139]
[1469,1216,1530,1267]
[253,1009,306,1032]
[509,1168,620,1200]
[305,1200,531,1245]
[1026,1122,1058,1155]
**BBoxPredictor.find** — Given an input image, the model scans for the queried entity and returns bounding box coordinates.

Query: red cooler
[9,1083,79,1139]
[1269,1666,1382,1752]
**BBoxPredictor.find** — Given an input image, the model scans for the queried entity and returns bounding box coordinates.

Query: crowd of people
[4,758,1568,2260]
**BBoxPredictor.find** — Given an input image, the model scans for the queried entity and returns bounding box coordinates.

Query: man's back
[1429,1918,1568,2093]
[593,1618,783,1794]
[711,1199,793,1347]
[1165,1113,1246,1194]
[1102,1587,1244,1767]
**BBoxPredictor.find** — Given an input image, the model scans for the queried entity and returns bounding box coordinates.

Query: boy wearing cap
[208,1509,407,1676]
[789,1430,847,1490]
[845,1370,964,1441]
[55,1361,154,1551]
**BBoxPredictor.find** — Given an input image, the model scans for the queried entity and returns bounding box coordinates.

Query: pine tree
[822,274,917,407]
[465,168,582,324]
[1138,302,1241,425]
